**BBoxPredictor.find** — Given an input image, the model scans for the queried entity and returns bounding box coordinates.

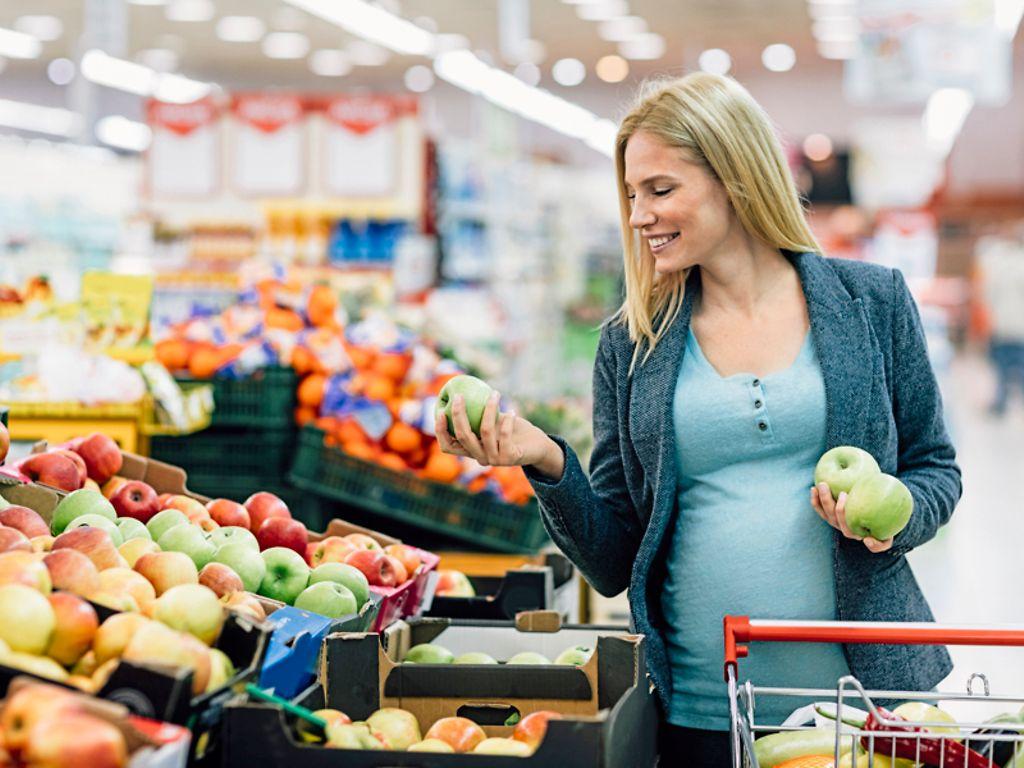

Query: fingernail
[838,492,847,504]
[491,391,500,402]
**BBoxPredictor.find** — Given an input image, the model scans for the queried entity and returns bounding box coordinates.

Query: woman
[434,73,961,766]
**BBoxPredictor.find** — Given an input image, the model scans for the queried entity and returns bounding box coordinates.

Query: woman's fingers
[434,412,469,457]
[833,492,862,540]
[863,536,894,553]
[813,483,837,528]
[478,391,501,461]
[498,412,523,463]
[451,394,486,463]
[812,484,863,540]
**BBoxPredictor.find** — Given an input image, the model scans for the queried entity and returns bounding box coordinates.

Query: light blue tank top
[661,328,851,730]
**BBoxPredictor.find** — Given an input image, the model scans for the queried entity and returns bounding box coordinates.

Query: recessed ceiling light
[136,48,179,73]
[347,39,390,66]
[47,57,76,85]
[309,49,351,76]
[803,133,833,162]
[0,27,42,59]
[596,54,629,83]
[698,48,732,75]
[552,57,586,86]
[216,16,265,43]
[14,16,63,42]
[618,32,664,61]
[514,61,541,86]
[576,1,629,22]
[762,43,796,72]
[165,0,215,22]
[404,64,434,92]
[262,32,310,59]
[96,115,152,152]
[597,16,647,42]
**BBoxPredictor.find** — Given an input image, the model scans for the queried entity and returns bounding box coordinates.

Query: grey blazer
[527,251,961,715]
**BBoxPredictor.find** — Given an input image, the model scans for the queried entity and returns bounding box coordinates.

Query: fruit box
[220,612,658,768]
[425,554,577,621]
[4,677,192,768]
[309,517,441,632]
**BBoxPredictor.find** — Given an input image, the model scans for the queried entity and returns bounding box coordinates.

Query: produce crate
[149,426,295,492]
[176,366,296,429]
[289,426,548,554]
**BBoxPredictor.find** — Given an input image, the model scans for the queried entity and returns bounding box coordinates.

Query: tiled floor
[909,350,1024,721]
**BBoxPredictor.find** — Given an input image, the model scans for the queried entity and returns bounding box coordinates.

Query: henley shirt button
[758,421,768,431]
[754,399,763,408]
[752,378,761,387]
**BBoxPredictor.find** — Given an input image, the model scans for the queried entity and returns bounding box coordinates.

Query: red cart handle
[723,616,1024,680]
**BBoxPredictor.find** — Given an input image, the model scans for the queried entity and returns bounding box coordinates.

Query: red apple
[512,710,562,751]
[0,526,30,554]
[46,592,100,666]
[304,541,319,566]
[96,567,156,614]
[435,569,475,597]
[72,433,123,485]
[424,717,487,753]
[206,499,250,529]
[156,493,175,509]
[101,476,128,500]
[310,536,357,567]
[0,421,8,464]
[256,517,307,557]
[52,527,125,571]
[162,495,210,525]
[386,556,408,585]
[0,684,83,757]
[384,544,421,577]
[109,481,160,523]
[24,711,128,768]
[199,562,244,598]
[343,532,382,551]
[134,551,198,596]
[344,549,396,587]
[43,549,100,597]
[244,492,290,532]
[222,591,267,622]
[19,453,83,492]
[0,506,49,539]
[0,550,52,591]
[53,450,88,487]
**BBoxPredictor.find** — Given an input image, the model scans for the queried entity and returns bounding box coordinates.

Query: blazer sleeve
[889,269,962,555]
[524,327,644,596]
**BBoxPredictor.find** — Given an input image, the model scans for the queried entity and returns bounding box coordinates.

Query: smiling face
[623,129,740,275]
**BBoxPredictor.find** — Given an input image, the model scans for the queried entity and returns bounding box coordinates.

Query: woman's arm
[888,269,963,555]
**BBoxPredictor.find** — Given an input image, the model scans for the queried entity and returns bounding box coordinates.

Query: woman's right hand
[434,390,563,479]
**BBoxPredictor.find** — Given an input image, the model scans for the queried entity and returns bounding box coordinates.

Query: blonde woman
[435,73,960,766]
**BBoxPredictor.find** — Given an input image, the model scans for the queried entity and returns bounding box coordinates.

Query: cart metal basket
[724,616,1024,768]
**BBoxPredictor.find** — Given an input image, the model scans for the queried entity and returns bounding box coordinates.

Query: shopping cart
[723,616,1024,767]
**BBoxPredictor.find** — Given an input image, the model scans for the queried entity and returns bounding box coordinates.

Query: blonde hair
[613,73,822,369]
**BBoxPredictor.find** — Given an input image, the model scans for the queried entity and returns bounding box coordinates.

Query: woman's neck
[696,242,795,318]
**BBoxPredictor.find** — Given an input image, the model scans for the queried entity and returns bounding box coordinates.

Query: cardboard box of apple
[0,678,193,768]
[813,446,914,541]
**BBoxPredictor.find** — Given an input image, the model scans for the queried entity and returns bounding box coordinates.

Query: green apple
[435,374,494,437]
[51,489,116,535]
[891,702,958,737]
[554,645,593,666]
[408,739,455,753]
[454,652,498,664]
[213,543,266,593]
[0,584,55,654]
[294,581,358,618]
[506,651,551,665]
[152,583,225,645]
[404,643,454,664]
[206,647,236,693]
[814,446,880,499]
[158,524,215,569]
[207,525,258,552]
[844,473,914,540]
[65,514,123,546]
[258,547,310,605]
[309,562,369,609]
[147,508,189,542]
[325,722,384,750]
[116,517,151,542]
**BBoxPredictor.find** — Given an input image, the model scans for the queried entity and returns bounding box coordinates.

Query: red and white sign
[323,95,406,196]
[231,94,306,195]
[146,97,220,198]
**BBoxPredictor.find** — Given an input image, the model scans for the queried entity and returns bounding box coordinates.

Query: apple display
[454,652,498,664]
[435,569,475,597]
[205,647,236,693]
[407,739,455,753]
[513,710,562,751]
[0,584,55,654]
[0,527,30,553]
[122,621,211,694]
[110,481,160,524]
[0,551,53,592]
[162,495,210,525]
[208,525,259,551]
[844,473,914,540]
[213,543,266,593]
[244,492,290,533]
[145,508,189,542]
[222,591,267,622]
[435,374,494,437]
[43,549,100,596]
[199,562,244,598]
[53,450,88,487]
[310,536,357,567]
[814,446,881,499]
[157,523,215,569]
[506,651,551,665]
[52,527,124,571]
[342,533,382,551]
[64,514,124,546]
[101,476,128,500]
[385,556,408,585]
[20,453,83,493]
[474,737,532,756]
[404,643,454,664]
[152,583,224,645]
[554,645,593,666]
[255,516,308,557]
[294,581,357,618]
[309,562,369,608]
[46,592,99,666]
[0,506,49,538]
[24,711,128,768]
[344,549,396,587]
[366,708,421,750]
[258,547,310,604]
[117,538,159,568]
[383,544,421,577]
[206,499,250,529]
[133,551,199,595]
[424,716,487,753]
[72,433,123,484]
[30,535,54,553]
[50,489,116,536]
[0,684,82,757]
[96,567,156,614]
[93,612,151,664]
[324,722,385,750]
[114,517,151,543]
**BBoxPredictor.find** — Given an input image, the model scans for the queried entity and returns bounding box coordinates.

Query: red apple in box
[344,549,396,587]
[244,492,290,532]
[1,684,84,758]
[72,433,123,484]
[0,526,31,554]
[156,493,175,509]
[54,450,88,487]
[44,549,100,597]
[134,551,198,596]
[0,506,49,539]
[101,476,128,500]
[304,541,319,566]
[256,517,307,557]
[436,569,475,597]
[512,711,562,751]
[163,495,210,524]
[199,562,244,598]
[385,556,408,585]
[207,499,250,530]
[343,532,381,551]
[0,421,8,464]
[110,481,160,524]
[0,551,51,591]
[310,536,357,567]
[52,527,125,572]
[20,453,83,492]
[47,592,99,666]
[24,711,128,768]
[424,717,487,754]
[384,544,421,577]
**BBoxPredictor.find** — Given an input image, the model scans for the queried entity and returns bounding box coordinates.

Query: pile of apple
[299,706,563,757]
[402,642,593,667]
[0,683,132,768]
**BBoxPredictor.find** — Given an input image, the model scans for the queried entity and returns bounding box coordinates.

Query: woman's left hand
[811,483,894,553]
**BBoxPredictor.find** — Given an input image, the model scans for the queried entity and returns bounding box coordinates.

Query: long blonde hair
[613,73,822,368]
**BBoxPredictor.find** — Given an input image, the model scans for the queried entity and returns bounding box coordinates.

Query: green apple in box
[115,517,151,543]
[147,508,189,542]
[208,525,258,552]
[258,547,309,604]
[309,562,369,609]
[50,489,115,535]
[294,581,358,618]
[158,524,215,569]
[404,643,454,664]
[65,514,123,546]
[435,375,494,437]
[214,543,266,593]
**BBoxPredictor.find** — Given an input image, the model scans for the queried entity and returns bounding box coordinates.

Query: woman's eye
[653,188,671,196]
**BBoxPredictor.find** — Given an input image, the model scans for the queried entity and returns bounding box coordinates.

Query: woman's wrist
[529,437,565,482]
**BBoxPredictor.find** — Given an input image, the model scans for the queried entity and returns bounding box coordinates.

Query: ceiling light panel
[0,27,42,59]
[216,16,266,43]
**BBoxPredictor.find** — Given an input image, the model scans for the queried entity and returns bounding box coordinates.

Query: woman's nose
[629,197,655,230]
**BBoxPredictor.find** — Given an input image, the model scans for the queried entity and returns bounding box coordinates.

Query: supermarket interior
[0,0,1024,766]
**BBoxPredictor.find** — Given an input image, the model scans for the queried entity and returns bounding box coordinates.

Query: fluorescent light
[435,33,470,53]
[46,58,76,85]
[404,64,434,92]
[0,27,42,59]
[414,16,438,32]
[596,54,629,82]
[14,16,62,42]
[0,98,81,137]
[923,87,974,156]
[576,1,628,22]
[216,16,266,43]
[698,48,732,75]
[812,18,860,41]
[137,48,179,72]
[154,72,212,102]
[585,118,617,155]
[618,32,665,60]
[762,43,796,72]
[81,49,215,103]
[514,61,541,86]
[96,115,152,152]
[165,0,215,22]
[347,40,390,66]
[552,58,586,87]
[598,16,647,42]
[282,0,435,56]
[309,49,351,76]
[262,32,310,59]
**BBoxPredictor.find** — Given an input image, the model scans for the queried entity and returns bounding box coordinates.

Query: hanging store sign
[322,95,413,197]
[231,93,306,196]
[146,98,221,198]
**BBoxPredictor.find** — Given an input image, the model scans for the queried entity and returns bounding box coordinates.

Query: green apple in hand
[435,375,494,437]
[844,473,914,540]
[814,446,880,499]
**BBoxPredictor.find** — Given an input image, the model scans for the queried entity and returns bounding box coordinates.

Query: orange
[291,346,322,376]
[188,345,222,379]
[385,422,422,455]
[421,452,461,484]
[372,352,412,383]
[345,344,375,371]
[297,373,326,408]
[341,440,376,462]
[377,452,408,473]
[314,416,338,433]
[306,283,338,328]
[428,373,458,396]
[294,406,316,426]
[155,339,190,371]
[364,375,396,402]
[406,446,428,468]
[265,306,304,332]
[334,419,367,445]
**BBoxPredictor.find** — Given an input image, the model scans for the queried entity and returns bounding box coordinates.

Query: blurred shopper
[977,228,1024,414]
[435,73,961,767]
